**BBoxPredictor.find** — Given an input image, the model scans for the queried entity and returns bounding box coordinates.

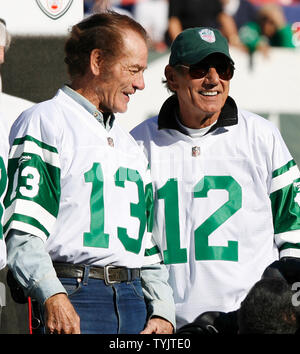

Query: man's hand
[140,317,173,334]
[44,293,80,334]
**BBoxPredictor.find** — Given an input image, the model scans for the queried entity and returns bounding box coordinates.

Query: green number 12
[157,176,242,264]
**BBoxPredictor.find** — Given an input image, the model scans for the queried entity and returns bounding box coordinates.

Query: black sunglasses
[177,61,235,80]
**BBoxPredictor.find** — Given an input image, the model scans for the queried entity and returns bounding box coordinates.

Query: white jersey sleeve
[269,126,300,258]
[4,102,61,242]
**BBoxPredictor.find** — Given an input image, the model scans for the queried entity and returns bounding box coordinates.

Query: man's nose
[204,67,220,84]
[133,72,145,91]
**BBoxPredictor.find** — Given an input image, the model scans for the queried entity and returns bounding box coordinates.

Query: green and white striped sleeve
[271,159,300,258]
[4,135,61,242]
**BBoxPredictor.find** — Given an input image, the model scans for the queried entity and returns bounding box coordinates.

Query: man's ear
[165,64,179,91]
[90,48,102,76]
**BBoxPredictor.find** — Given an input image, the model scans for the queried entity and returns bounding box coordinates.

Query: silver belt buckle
[104,265,119,285]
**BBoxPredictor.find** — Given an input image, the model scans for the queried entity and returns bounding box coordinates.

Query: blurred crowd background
[83,0,300,55]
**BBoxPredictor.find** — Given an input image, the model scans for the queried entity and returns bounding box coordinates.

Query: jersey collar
[157,94,238,135]
[61,85,115,131]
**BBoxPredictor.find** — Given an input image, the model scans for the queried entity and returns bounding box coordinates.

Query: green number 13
[83,163,146,254]
[157,176,242,264]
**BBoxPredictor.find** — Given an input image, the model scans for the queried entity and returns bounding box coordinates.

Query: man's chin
[115,106,128,114]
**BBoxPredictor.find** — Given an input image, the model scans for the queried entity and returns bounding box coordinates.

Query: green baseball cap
[169,27,234,66]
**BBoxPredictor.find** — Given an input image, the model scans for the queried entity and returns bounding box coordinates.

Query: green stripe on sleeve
[279,242,300,252]
[13,135,58,153]
[3,213,50,238]
[272,159,296,178]
[270,181,300,234]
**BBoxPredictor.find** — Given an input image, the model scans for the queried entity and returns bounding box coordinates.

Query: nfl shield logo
[36,0,73,20]
[107,137,114,147]
[192,146,200,157]
[199,29,216,43]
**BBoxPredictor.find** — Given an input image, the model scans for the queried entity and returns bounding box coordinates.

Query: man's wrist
[30,275,67,304]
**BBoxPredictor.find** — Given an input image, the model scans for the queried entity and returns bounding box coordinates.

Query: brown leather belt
[53,262,141,285]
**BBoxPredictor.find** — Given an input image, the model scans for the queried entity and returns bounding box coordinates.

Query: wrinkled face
[168,53,232,123]
[96,30,148,113]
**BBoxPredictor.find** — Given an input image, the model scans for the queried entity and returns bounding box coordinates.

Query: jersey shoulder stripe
[10,135,60,169]
[271,160,300,194]
[12,135,58,153]
[272,159,297,178]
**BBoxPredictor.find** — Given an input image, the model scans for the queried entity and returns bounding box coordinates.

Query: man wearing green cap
[131,27,300,332]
